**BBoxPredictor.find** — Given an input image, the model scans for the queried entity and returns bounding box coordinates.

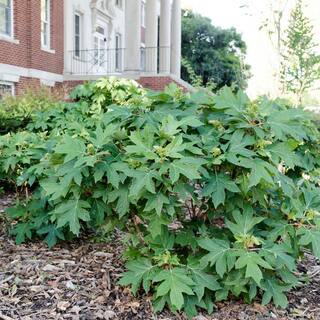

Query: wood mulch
[1,193,320,320]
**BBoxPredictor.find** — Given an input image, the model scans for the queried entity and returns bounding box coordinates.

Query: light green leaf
[119,258,155,294]
[225,206,265,236]
[168,158,202,183]
[235,252,273,285]
[153,268,195,310]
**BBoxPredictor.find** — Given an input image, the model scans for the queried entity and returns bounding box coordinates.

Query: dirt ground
[1,193,320,320]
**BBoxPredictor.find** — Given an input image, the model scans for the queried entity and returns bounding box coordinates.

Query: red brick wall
[13,76,189,97]
[0,0,29,69]
[15,77,41,95]
[0,0,64,74]
[138,76,188,91]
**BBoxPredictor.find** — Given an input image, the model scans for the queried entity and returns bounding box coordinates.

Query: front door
[93,27,107,74]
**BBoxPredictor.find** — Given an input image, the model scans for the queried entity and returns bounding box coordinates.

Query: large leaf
[267,109,308,141]
[202,173,240,208]
[129,170,157,198]
[198,238,234,277]
[235,252,272,285]
[190,268,221,301]
[153,268,195,310]
[144,193,170,215]
[261,278,289,308]
[239,158,277,188]
[225,206,265,236]
[214,87,249,116]
[225,130,256,163]
[167,157,203,183]
[53,199,91,235]
[108,186,130,218]
[298,227,320,258]
[266,142,300,168]
[119,258,155,295]
[54,135,86,163]
[37,225,65,248]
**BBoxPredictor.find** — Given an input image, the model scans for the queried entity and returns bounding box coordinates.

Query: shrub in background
[2,78,320,318]
[0,86,61,134]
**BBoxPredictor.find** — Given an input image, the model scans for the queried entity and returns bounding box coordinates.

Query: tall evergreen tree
[281,0,320,104]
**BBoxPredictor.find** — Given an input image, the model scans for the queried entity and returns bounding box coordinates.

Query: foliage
[181,10,251,92]
[0,87,61,134]
[181,58,217,91]
[70,76,147,108]
[2,78,320,318]
[280,0,320,105]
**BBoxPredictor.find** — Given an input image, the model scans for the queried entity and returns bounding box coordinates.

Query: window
[141,1,146,28]
[115,33,122,71]
[74,13,81,58]
[41,0,50,48]
[0,0,12,37]
[115,0,122,9]
[0,82,14,100]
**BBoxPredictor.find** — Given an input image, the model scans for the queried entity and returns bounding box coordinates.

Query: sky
[181,0,320,98]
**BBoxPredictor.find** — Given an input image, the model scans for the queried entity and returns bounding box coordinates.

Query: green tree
[181,10,250,92]
[281,0,320,105]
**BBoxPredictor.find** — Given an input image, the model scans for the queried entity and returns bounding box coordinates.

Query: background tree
[181,10,250,92]
[281,0,320,105]
[240,0,289,96]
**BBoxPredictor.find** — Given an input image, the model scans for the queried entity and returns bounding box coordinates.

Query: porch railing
[65,47,171,75]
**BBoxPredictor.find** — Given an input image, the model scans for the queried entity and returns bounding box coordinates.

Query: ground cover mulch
[1,193,320,320]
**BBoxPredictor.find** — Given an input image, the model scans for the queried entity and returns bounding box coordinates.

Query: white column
[159,0,171,73]
[171,0,181,77]
[125,0,141,73]
[145,0,158,73]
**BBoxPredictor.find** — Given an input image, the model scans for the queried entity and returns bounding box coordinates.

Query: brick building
[0,0,190,99]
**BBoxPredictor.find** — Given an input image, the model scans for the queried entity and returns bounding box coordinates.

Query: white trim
[40,79,55,87]
[64,73,139,81]
[0,63,63,83]
[0,73,19,82]
[41,47,56,54]
[141,1,146,28]
[0,34,19,44]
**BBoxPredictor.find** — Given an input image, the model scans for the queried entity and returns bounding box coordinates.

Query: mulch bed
[1,193,320,320]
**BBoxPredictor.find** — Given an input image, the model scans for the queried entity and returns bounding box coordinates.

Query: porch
[64,46,171,76]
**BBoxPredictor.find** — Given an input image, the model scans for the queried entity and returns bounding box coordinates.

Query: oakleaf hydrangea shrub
[1,78,320,318]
